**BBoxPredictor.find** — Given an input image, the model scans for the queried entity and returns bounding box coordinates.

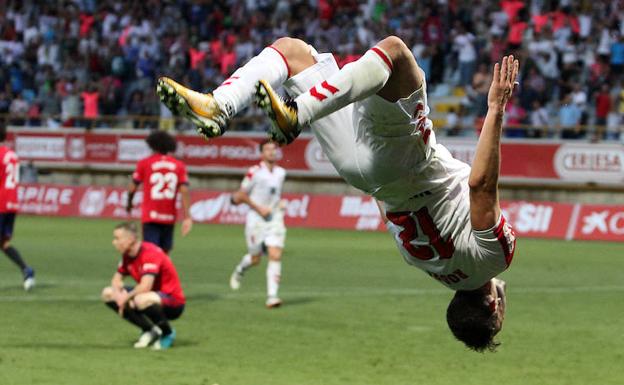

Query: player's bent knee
[101,287,115,302]
[267,247,282,261]
[251,254,262,265]
[271,37,315,77]
[377,35,410,61]
[133,292,161,310]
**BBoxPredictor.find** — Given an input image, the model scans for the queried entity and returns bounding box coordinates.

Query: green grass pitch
[0,216,622,385]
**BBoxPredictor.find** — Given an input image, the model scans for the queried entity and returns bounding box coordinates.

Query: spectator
[504,97,527,138]
[453,22,477,87]
[81,83,100,123]
[471,63,491,118]
[529,100,550,138]
[446,107,461,137]
[559,94,584,139]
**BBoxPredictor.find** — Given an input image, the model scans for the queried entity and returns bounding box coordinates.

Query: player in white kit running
[156,36,519,352]
[229,140,286,308]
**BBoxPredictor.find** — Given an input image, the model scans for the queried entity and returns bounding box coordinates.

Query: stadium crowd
[0,0,623,140]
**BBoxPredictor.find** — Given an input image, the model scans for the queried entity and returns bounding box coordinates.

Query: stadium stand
[0,0,623,140]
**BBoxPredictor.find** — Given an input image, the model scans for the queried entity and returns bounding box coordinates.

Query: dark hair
[446,290,500,352]
[146,130,177,154]
[114,222,139,237]
[258,139,274,152]
[0,124,6,142]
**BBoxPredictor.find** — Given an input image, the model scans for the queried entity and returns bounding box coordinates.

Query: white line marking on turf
[2,285,624,302]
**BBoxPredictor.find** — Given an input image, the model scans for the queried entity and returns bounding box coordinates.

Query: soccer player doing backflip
[156,36,518,352]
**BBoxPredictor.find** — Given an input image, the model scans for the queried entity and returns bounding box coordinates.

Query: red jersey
[0,146,19,213]
[132,154,188,224]
[117,242,185,305]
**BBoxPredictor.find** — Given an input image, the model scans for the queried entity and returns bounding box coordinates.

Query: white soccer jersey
[241,161,286,222]
[284,49,516,290]
[241,161,287,255]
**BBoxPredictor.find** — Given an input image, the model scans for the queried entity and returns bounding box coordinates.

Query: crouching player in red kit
[101,222,185,350]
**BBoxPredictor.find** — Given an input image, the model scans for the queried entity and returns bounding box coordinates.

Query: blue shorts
[0,213,16,242]
[142,222,174,252]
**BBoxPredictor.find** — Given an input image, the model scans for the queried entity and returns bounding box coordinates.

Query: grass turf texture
[0,216,622,385]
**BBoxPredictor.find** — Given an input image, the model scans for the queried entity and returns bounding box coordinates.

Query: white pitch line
[1,285,624,302]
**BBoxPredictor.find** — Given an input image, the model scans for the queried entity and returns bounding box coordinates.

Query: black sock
[3,246,27,271]
[142,304,172,335]
[105,301,153,332]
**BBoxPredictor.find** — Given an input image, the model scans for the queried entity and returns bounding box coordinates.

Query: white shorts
[245,215,286,256]
[283,47,441,207]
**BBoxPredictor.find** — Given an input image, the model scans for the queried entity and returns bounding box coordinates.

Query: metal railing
[1,113,621,142]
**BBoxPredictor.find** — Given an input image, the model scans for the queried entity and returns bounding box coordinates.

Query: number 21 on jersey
[386,207,454,260]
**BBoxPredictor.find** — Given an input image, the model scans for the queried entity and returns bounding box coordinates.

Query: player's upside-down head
[446,278,507,352]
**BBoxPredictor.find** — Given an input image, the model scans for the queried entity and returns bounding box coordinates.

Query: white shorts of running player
[245,216,286,256]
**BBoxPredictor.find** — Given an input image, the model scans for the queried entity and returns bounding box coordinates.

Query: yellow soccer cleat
[156,77,229,139]
[255,79,301,145]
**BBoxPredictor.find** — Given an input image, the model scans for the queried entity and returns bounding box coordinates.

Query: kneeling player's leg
[101,286,154,332]
[134,292,174,336]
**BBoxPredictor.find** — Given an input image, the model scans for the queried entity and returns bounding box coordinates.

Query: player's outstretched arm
[468,55,519,230]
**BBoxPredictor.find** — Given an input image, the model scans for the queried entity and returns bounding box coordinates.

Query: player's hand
[258,205,272,219]
[115,290,129,316]
[181,217,193,237]
[487,55,519,110]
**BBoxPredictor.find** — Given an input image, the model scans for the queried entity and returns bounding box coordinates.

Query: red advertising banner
[7,129,624,184]
[16,184,624,242]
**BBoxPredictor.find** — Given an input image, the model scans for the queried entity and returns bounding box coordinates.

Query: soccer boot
[255,79,301,145]
[134,326,162,349]
[229,270,243,290]
[265,296,282,309]
[156,77,229,139]
[23,267,35,291]
[152,329,176,350]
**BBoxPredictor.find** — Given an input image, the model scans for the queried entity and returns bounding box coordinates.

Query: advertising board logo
[554,144,624,183]
[304,138,335,173]
[68,137,85,160]
[80,188,106,216]
[501,202,553,233]
[581,210,624,236]
[339,196,382,230]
